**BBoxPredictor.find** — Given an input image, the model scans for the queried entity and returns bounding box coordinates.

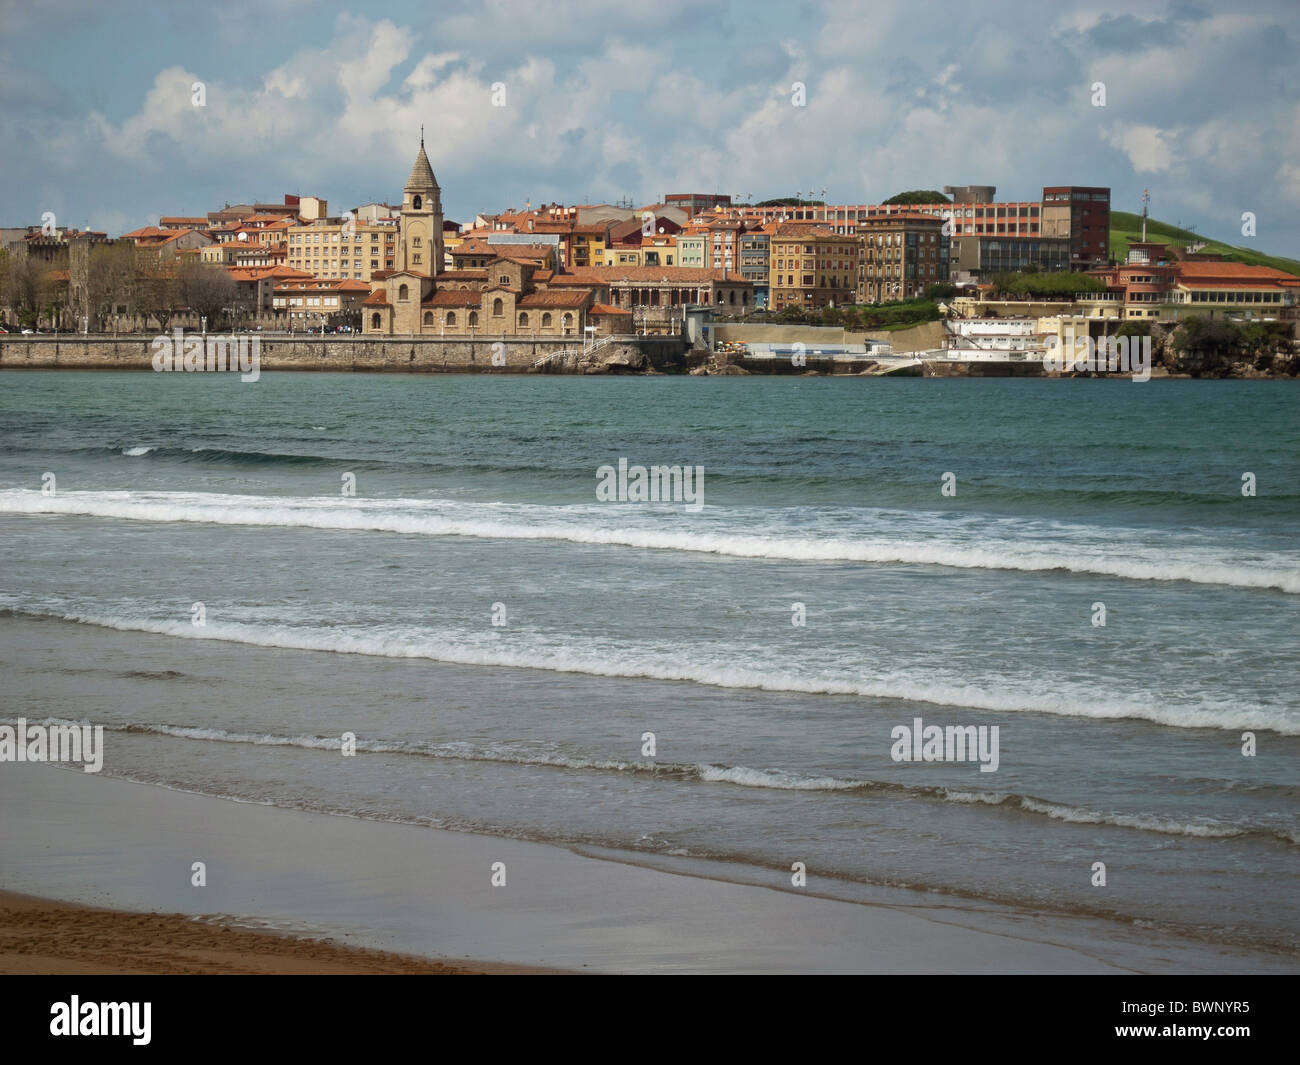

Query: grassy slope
[1110,211,1300,276]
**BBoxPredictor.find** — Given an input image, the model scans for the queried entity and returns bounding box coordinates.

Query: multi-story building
[286,217,399,281]
[856,214,947,302]
[119,226,213,264]
[739,227,771,307]
[570,223,611,268]
[272,277,372,326]
[1089,243,1299,321]
[948,234,1070,277]
[769,224,859,309]
[664,193,732,215]
[1042,186,1110,269]
[676,229,706,268]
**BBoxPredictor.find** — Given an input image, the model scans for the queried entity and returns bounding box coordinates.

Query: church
[363,138,629,339]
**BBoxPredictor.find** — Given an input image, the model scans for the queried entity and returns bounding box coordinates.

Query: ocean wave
[6,606,1296,735]
[3,489,1297,592]
[36,718,1297,845]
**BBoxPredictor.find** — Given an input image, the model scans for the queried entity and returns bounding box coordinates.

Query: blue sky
[2,0,1297,257]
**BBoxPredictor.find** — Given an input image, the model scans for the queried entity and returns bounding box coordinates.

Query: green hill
[1110,211,1300,276]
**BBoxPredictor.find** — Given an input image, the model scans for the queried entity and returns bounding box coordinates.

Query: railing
[534,333,628,369]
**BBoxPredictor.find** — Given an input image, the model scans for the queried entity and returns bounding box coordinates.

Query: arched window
[413,195,422,210]
[469,311,479,327]
[561,313,573,335]
[492,297,504,317]
[729,291,736,304]
[398,283,409,301]
[446,312,457,326]
[518,312,529,326]
[423,311,433,325]
[413,236,422,247]
[542,312,552,327]
[370,312,381,329]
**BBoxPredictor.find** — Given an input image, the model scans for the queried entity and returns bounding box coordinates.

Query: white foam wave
[3,489,1297,593]
[121,447,154,456]
[21,609,1300,735]
[45,718,1296,843]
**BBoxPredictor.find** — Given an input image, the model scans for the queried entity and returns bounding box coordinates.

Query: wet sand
[0,890,510,974]
[2,763,1291,974]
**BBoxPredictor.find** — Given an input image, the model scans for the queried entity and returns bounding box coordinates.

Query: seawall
[0,335,689,374]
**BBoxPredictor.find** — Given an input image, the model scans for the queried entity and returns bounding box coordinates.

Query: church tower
[399,131,444,276]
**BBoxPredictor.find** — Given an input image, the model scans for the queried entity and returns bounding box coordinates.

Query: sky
[1,0,1297,257]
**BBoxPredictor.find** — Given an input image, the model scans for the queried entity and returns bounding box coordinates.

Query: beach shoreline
[2,763,1293,975]
[0,890,556,975]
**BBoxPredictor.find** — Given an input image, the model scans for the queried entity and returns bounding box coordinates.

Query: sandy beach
[0,890,504,974]
[2,762,1291,975]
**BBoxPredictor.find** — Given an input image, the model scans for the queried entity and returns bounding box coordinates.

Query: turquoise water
[1,371,1297,957]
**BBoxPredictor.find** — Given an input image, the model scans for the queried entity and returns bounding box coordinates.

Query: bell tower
[400,128,443,276]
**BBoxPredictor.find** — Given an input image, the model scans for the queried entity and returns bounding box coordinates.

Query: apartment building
[286,218,399,281]
[769,224,859,309]
[739,227,771,307]
[1042,186,1110,269]
[857,214,947,302]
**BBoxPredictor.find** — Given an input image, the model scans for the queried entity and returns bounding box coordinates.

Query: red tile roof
[517,290,592,308]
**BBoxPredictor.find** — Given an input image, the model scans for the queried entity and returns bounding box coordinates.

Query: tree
[986,271,1104,300]
[923,282,958,301]
[132,263,181,332]
[86,242,138,330]
[3,254,49,327]
[754,198,825,207]
[882,191,951,205]
[178,260,237,328]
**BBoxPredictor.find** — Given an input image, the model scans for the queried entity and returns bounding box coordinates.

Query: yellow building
[769,224,859,309]
[286,219,400,281]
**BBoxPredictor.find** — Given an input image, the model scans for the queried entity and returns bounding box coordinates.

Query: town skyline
[2,0,1297,258]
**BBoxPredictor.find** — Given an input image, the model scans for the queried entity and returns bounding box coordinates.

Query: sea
[1,370,1296,959]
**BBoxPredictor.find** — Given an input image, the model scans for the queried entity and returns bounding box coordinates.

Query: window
[413,236,422,247]
[370,312,381,329]
[447,312,457,326]
[469,311,479,327]
[519,312,529,326]
[542,312,552,327]
[413,195,422,210]
[500,275,509,284]
[492,297,504,317]
[423,311,433,325]
[398,284,409,301]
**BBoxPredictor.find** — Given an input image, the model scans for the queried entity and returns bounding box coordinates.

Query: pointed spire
[405,136,437,193]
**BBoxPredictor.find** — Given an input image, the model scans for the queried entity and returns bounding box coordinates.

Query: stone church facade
[364,139,626,339]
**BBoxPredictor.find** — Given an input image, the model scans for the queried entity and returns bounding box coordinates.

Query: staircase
[533,333,626,371]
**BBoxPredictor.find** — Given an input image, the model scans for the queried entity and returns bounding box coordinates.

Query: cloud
[0,0,1294,258]
[1105,124,1178,174]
